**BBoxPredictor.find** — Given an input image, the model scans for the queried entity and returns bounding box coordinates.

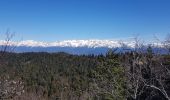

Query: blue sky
[0,0,170,41]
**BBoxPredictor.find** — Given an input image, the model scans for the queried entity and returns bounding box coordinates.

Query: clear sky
[0,0,170,41]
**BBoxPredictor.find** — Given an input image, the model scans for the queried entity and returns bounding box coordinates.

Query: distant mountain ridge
[0,39,151,48]
[0,39,166,55]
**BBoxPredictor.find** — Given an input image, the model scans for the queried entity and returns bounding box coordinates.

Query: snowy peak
[0,39,160,48]
[49,40,123,48]
[18,40,48,47]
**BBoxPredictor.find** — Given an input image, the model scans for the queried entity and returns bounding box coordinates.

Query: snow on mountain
[0,39,167,54]
[18,40,48,47]
[48,40,124,48]
[0,39,162,48]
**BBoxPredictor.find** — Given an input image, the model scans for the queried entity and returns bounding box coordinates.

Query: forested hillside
[0,50,170,100]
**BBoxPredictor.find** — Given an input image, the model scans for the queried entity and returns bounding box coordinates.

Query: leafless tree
[0,76,24,99]
[164,33,170,54]
[0,30,25,99]
[121,36,145,99]
[0,30,15,51]
[122,36,170,100]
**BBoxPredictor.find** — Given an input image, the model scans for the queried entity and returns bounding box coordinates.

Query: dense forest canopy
[0,49,170,100]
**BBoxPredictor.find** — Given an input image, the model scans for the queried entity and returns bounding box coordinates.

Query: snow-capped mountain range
[0,39,150,48]
[0,39,165,54]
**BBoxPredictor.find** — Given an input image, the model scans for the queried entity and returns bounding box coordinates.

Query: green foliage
[91,50,126,100]
[0,52,98,99]
[1,52,169,99]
